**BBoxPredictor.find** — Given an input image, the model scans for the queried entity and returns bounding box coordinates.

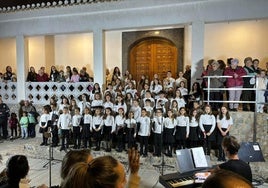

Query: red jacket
[224,66,246,87]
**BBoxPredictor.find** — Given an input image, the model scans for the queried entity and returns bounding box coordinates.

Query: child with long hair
[114,108,126,152]
[91,108,103,151]
[163,109,176,157]
[102,107,115,152]
[9,113,18,140]
[217,106,233,161]
[39,106,50,145]
[175,107,189,149]
[125,111,137,149]
[199,105,216,155]
[189,108,200,148]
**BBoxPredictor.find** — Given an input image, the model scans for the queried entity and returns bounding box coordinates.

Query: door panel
[130,38,177,81]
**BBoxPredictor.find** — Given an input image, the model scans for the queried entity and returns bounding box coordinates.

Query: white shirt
[125,118,137,129]
[199,114,216,133]
[103,115,115,132]
[217,115,233,129]
[57,113,72,130]
[152,116,164,134]
[130,106,141,120]
[150,84,162,95]
[170,98,186,109]
[189,117,199,127]
[176,115,190,135]
[115,115,125,126]
[72,114,82,127]
[78,101,91,114]
[91,100,103,108]
[91,115,103,130]
[163,117,176,129]
[103,101,114,110]
[114,103,127,114]
[39,114,50,127]
[83,114,92,124]
[137,116,151,136]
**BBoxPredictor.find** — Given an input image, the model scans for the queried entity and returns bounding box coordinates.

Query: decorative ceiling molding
[0,0,121,13]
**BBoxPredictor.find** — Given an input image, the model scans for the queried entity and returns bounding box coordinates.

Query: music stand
[42,133,62,188]
[238,142,265,163]
[152,123,174,176]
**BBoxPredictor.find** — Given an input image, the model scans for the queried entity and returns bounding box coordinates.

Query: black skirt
[163,128,174,144]
[103,126,112,141]
[175,126,187,141]
[217,128,228,145]
[203,124,215,141]
[189,126,199,141]
[81,123,91,138]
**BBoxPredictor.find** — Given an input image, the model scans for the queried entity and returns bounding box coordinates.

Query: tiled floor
[0,137,267,188]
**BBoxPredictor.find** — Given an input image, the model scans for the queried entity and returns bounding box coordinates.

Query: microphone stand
[153,117,174,176]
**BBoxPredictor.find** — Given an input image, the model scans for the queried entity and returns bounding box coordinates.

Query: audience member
[241,57,256,112]
[26,67,37,82]
[224,58,246,111]
[0,155,47,188]
[207,60,225,111]
[61,148,140,188]
[202,169,253,188]
[50,66,60,82]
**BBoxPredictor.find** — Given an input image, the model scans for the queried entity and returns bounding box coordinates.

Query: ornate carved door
[130,38,178,81]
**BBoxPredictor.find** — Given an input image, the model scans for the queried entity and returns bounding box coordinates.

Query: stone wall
[7,104,268,178]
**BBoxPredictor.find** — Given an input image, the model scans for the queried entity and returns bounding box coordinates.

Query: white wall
[0,38,16,73]
[54,33,93,74]
[105,30,122,73]
[204,20,268,68]
[28,36,45,71]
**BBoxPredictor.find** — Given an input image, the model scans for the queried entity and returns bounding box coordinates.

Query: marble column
[16,35,28,101]
[93,29,106,89]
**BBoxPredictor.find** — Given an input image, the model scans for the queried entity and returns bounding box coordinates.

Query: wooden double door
[130,38,178,81]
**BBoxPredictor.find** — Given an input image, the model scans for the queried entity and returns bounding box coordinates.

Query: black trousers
[139,136,149,155]
[73,126,81,148]
[0,118,8,139]
[154,133,162,156]
[61,129,70,149]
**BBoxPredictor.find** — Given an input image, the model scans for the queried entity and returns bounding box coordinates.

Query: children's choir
[34,69,233,160]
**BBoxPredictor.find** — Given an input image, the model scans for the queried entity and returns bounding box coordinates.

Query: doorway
[129,38,178,81]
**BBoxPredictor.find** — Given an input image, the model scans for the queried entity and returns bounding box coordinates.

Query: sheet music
[191,147,208,168]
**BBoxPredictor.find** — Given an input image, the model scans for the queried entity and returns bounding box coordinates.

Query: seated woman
[217,136,252,182]
[0,155,46,188]
[61,148,140,188]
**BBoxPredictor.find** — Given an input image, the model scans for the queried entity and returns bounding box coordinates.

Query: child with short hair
[57,106,72,151]
[137,108,151,157]
[9,112,18,139]
[81,107,92,149]
[20,111,29,139]
[72,107,82,149]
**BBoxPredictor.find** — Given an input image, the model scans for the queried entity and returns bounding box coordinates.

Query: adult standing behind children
[0,95,10,140]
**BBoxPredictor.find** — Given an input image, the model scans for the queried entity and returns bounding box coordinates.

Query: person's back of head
[6,155,29,184]
[202,169,253,188]
[61,149,92,180]
[61,156,124,188]
[222,135,240,155]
